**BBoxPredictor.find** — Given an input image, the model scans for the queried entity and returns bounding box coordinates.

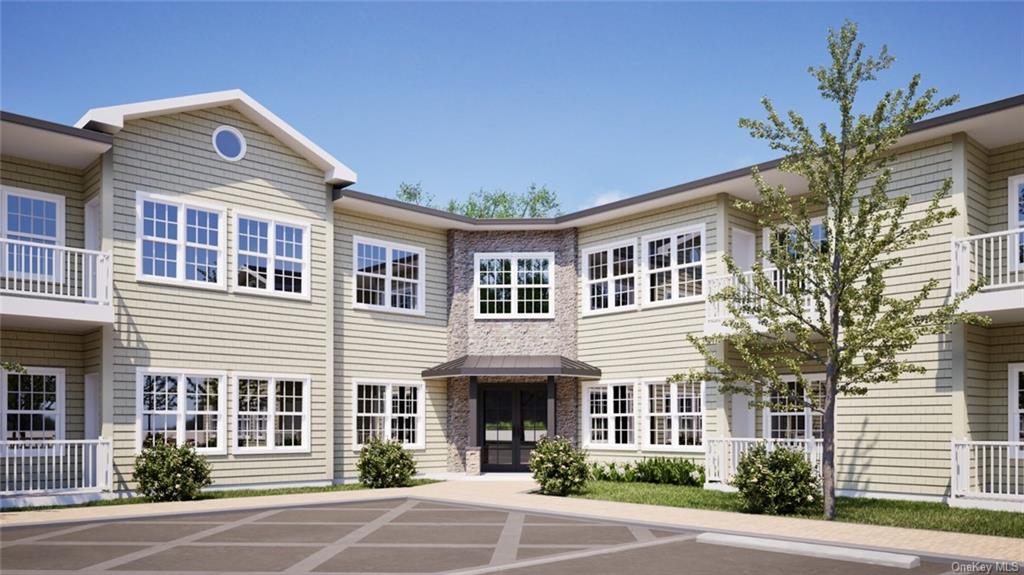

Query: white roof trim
[75,89,356,184]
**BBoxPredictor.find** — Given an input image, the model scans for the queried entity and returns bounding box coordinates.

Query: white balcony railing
[0,238,112,305]
[951,440,1024,502]
[952,228,1024,294]
[1,439,113,495]
[705,437,823,485]
[705,268,810,325]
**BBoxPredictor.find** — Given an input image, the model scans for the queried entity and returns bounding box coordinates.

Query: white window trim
[351,236,426,316]
[1010,363,1023,456]
[581,379,638,451]
[1,367,66,446]
[640,379,705,453]
[761,216,826,268]
[134,367,228,455]
[212,125,247,162]
[1008,174,1024,270]
[640,224,706,308]
[473,251,556,319]
[135,191,227,290]
[231,210,312,300]
[1,186,67,282]
[351,379,426,451]
[761,374,825,440]
[581,239,640,316]
[231,372,312,454]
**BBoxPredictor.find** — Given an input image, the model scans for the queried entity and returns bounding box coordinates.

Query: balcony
[952,228,1024,322]
[0,238,113,330]
[950,440,1023,511]
[705,269,811,334]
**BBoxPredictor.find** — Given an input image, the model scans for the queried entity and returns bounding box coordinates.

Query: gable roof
[75,89,357,185]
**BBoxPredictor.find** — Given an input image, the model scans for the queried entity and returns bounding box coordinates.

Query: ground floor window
[353,380,424,449]
[2,367,64,441]
[234,374,311,453]
[643,380,703,450]
[137,368,226,454]
[764,376,823,440]
[583,381,635,448]
[1010,363,1023,444]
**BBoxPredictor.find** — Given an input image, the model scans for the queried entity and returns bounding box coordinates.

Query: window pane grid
[585,244,635,312]
[588,388,608,443]
[235,215,309,297]
[184,208,220,283]
[611,384,634,446]
[477,254,552,316]
[274,379,304,447]
[274,224,304,294]
[184,376,220,449]
[768,380,822,440]
[141,374,179,447]
[4,193,61,277]
[141,200,179,279]
[645,229,703,304]
[237,378,269,448]
[355,241,423,312]
[355,382,422,447]
[5,373,59,441]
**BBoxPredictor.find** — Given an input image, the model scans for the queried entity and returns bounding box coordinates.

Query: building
[1,90,1021,511]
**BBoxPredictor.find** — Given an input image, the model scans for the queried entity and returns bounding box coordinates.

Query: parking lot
[0,498,958,574]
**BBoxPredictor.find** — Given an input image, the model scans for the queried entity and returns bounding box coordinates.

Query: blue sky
[2,3,1021,212]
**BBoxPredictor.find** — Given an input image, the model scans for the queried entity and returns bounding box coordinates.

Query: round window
[212,126,246,161]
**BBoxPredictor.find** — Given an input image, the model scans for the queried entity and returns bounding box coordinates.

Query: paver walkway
[2,479,1021,563]
[0,497,954,574]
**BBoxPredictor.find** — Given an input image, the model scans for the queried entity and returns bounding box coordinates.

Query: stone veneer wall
[445,229,580,471]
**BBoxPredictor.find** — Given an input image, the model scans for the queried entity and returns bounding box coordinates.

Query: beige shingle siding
[1,330,86,439]
[987,142,1024,230]
[109,106,332,488]
[577,197,720,461]
[333,209,449,479]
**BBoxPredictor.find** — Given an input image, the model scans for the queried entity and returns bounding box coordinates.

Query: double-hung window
[353,237,425,315]
[475,252,554,318]
[583,381,636,449]
[1,187,64,280]
[234,374,310,453]
[1009,174,1024,267]
[1010,364,1023,447]
[641,225,705,306]
[136,192,226,288]
[136,368,227,454]
[234,212,311,299]
[2,367,64,442]
[353,380,425,449]
[764,376,823,440]
[643,379,703,450]
[583,241,637,314]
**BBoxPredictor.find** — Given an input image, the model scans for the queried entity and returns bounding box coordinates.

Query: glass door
[480,383,548,471]
[519,387,547,469]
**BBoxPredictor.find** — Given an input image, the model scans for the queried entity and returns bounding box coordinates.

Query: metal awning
[421,355,601,380]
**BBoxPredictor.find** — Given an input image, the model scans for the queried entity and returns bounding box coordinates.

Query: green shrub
[590,457,704,486]
[530,436,589,496]
[733,443,820,515]
[134,443,212,502]
[357,436,417,488]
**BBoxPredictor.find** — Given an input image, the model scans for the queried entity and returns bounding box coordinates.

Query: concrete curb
[696,532,922,569]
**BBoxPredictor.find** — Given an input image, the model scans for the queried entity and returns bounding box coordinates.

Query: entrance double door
[480,383,547,472]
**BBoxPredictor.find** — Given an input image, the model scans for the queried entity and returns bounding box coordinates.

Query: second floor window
[353,237,425,315]
[642,226,704,305]
[2,187,64,278]
[583,242,636,314]
[136,192,225,288]
[234,213,310,299]
[475,252,554,318]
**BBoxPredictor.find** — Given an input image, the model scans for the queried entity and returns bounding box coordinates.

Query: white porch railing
[952,228,1024,294]
[0,238,112,305]
[705,437,824,485]
[705,269,809,325]
[951,440,1024,502]
[1,439,112,495]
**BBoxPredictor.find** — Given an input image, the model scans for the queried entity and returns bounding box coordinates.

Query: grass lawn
[575,481,1024,539]
[1,479,440,514]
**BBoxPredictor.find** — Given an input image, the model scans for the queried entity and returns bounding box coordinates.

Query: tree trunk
[821,384,837,520]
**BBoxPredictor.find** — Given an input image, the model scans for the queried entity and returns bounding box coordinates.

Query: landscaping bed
[573,481,1024,539]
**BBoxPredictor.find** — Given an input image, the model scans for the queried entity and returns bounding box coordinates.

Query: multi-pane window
[353,381,424,449]
[353,237,425,314]
[136,193,225,287]
[1011,175,1024,265]
[583,382,635,448]
[475,253,554,318]
[2,188,64,279]
[765,378,823,440]
[234,213,310,298]
[642,226,704,305]
[643,380,702,450]
[137,369,225,454]
[2,368,63,441]
[583,242,636,314]
[234,375,309,452]
[1011,364,1023,445]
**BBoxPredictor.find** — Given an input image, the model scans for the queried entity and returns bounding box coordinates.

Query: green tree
[676,21,987,520]
[445,184,561,218]
[395,181,435,208]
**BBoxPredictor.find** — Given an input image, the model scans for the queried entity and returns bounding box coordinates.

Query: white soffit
[75,89,357,185]
[0,118,111,169]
